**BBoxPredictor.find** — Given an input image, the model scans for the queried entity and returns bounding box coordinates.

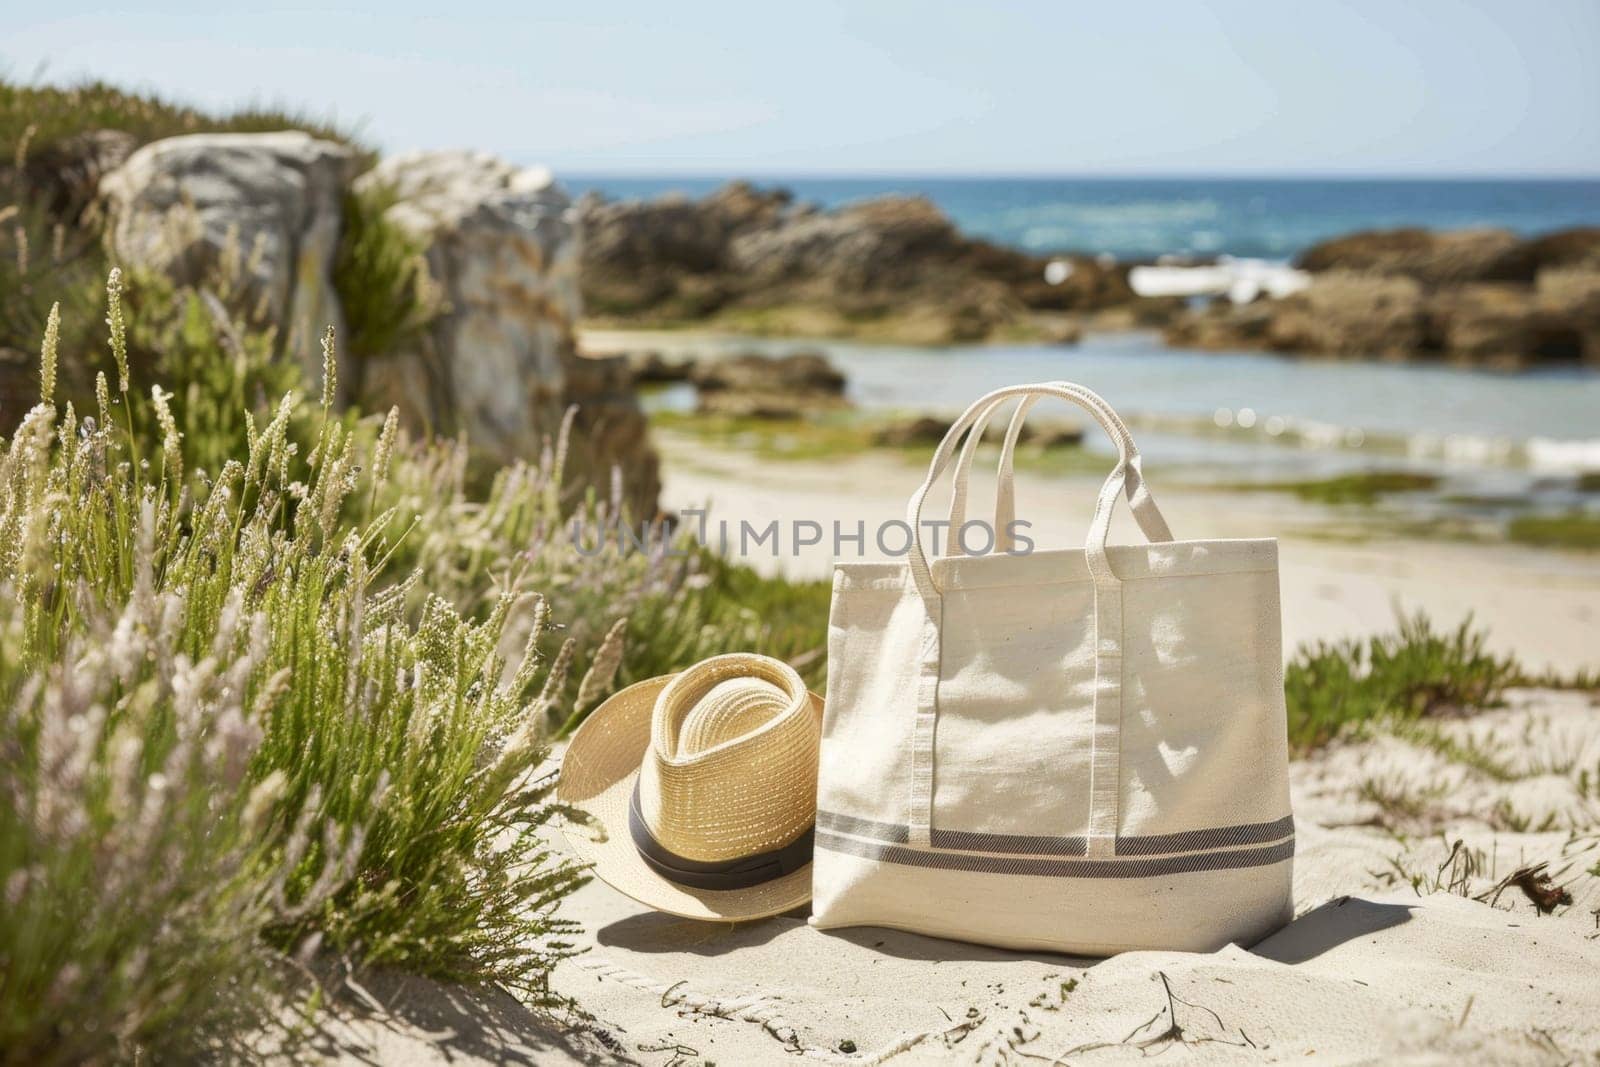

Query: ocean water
[574,175,1600,501]
[566,175,1600,262]
[591,329,1600,494]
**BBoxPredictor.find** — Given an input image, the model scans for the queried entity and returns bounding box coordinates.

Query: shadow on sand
[598,894,1416,971]
[1251,895,1416,965]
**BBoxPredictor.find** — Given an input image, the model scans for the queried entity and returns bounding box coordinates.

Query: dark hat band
[628,780,814,892]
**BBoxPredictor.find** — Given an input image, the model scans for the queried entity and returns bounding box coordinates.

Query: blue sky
[4,1,1597,176]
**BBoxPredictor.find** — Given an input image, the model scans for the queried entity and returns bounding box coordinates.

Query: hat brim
[557,672,823,922]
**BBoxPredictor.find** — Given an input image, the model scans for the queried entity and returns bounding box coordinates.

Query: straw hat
[557,653,824,921]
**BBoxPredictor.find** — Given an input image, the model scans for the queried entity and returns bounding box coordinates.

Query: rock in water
[1295,227,1520,285]
[579,182,1140,343]
[690,351,849,418]
[100,132,360,397]
[356,150,659,514]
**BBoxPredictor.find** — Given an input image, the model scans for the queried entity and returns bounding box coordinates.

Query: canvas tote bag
[811,382,1293,955]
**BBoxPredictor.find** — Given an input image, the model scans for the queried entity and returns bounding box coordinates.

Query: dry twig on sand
[1059,971,1256,1059]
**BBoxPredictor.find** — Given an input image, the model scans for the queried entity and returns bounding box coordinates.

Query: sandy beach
[307,687,1600,1065]
[7,10,1598,1064]
[299,434,1600,1066]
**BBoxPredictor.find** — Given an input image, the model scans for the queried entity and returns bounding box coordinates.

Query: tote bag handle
[903,381,1165,855]
[945,385,1173,554]
[907,382,1172,600]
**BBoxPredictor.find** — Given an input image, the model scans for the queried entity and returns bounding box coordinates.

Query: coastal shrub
[1283,610,1522,749]
[376,417,830,730]
[0,572,292,1065]
[1,272,837,1056]
[0,294,590,1061]
[0,77,358,164]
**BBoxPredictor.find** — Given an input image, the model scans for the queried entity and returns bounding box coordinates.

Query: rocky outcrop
[1168,228,1600,368]
[1430,276,1599,368]
[100,131,360,396]
[356,150,659,513]
[690,351,848,418]
[96,134,659,512]
[1295,228,1520,285]
[1169,273,1428,360]
[580,182,1139,344]
[871,413,1084,449]
[1481,228,1600,283]
[1296,226,1600,285]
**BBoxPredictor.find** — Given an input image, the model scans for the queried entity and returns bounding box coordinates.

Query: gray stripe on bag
[815,809,1292,859]
[815,832,1295,879]
[1114,814,1296,856]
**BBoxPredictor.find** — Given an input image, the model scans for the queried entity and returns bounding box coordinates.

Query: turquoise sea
[567,175,1600,262]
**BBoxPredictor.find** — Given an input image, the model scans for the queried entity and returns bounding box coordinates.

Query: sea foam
[1128,256,1311,303]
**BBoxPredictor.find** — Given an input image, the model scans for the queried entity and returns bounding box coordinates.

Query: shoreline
[581,324,1600,554]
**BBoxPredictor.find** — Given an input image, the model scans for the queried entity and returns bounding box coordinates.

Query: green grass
[1284,609,1600,752]
[1284,610,1523,750]
[333,183,442,361]
[1227,470,1440,506]
[1506,511,1600,550]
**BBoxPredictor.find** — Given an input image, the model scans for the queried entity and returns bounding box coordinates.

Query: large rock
[1484,228,1600,283]
[1296,227,1520,285]
[99,131,360,396]
[1165,261,1600,369]
[578,182,1140,343]
[1537,269,1600,366]
[691,351,848,418]
[356,150,659,513]
[1263,274,1430,359]
[579,182,794,317]
[1166,273,1429,360]
[1432,273,1600,369]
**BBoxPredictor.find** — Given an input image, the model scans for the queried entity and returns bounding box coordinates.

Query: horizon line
[552,168,1600,183]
